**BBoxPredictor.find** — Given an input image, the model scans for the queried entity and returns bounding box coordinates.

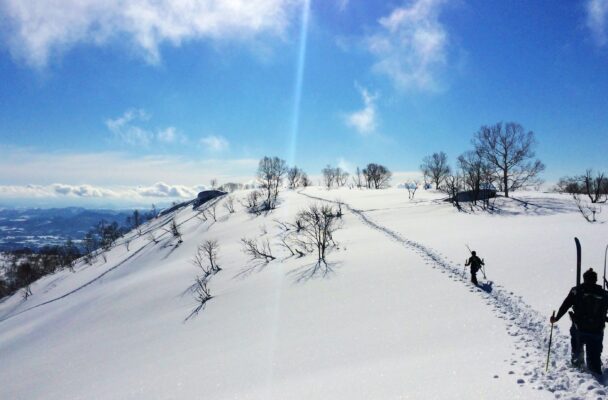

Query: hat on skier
[471,251,476,256]
[583,268,597,283]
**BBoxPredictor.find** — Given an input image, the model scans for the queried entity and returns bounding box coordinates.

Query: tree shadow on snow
[232,260,271,280]
[287,261,340,284]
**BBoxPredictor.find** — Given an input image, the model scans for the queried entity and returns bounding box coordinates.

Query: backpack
[573,285,608,332]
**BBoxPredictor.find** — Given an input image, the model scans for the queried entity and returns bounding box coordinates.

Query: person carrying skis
[465,251,484,285]
[550,268,608,374]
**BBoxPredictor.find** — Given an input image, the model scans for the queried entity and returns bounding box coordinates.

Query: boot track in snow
[298,191,608,399]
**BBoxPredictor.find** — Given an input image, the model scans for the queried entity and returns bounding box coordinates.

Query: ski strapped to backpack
[603,246,608,290]
[575,237,581,287]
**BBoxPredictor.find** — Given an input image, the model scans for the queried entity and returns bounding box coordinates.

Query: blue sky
[0,0,607,207]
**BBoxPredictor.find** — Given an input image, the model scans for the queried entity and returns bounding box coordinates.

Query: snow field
[0,188,605,399]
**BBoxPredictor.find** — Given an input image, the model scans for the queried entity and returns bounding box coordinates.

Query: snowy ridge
[298,190,608,400]
[1,189,606,399]
[0,196,223,324]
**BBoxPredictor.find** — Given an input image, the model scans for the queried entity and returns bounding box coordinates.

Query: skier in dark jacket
[465,251,484,285]
[550,268,608,374]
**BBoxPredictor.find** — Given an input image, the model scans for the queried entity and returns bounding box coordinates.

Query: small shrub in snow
[242,190,262,214]
[192,240,220,274]
[147,232,159,244]
[573,195,602,223]
[163,219,182,243]
[295,203,341,265]
[223,196,236,213]
[186,276,212,319]
[241,237,276,262]
[206,202,218,222]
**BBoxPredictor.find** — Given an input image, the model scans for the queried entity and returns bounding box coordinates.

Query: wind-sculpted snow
[299,191,608,400]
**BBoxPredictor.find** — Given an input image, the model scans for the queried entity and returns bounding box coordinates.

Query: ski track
[299,191,608,400]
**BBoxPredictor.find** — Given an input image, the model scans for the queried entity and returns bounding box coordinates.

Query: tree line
[419,121,545,207]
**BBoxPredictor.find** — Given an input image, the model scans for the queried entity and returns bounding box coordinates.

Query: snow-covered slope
[0,189,606,399]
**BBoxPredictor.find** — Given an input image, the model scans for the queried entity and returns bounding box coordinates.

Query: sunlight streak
[287,0,311,167]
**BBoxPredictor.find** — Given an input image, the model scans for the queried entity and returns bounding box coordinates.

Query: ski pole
[462,262,467,278]
[546,311,555,372]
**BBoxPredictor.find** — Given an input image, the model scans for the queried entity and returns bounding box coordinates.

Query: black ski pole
[546,311,555,372]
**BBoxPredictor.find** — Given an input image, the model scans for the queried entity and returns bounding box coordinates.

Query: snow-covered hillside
[1,188,607,399]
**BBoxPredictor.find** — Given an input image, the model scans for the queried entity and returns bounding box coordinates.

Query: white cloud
[156,127,186,144]
[136,182,199,198]
[200,135,229,151]
[106,109,187,146]
[366,0,449,91]
[0,182,205,204]
[345,85,378,135]
[52,183,118,197]
[0,0,302,67]
[586,0,608,46]
[0,146,257,187]
[106,109,153,146]
[337,157,355,173]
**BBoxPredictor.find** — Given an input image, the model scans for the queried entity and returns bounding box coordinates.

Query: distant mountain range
[0,207,136,251]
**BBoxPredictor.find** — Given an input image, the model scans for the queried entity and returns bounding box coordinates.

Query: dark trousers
[470,267,478,285]
[570,325,603,374]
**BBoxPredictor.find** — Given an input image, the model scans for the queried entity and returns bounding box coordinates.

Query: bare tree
[322,165,336,189]
[206,202,218,222]
[420,152,451,189]
[352,166,363,188]
[335,200,344,218]
[457,150,494,203]
[241,238,276,262]
[405,180,419,200]
[163,219,182,243]
[187,276,212,319]
[296,204,341,265]
[223,196,236,213]
[301,173,311,188]
[573,194,602,223]
[554,176,580,194]
[362,163,392,189]
[472,122,545,197]
[287,166,303,189]
[242,190,262,214]
[196,209,208,222]
[210,178,218,189]
[192,247,212,279]
[335,168,349,187]
[441,174,464,210]
[580,170,608,203]
[555,170,608,204]
[147,232,159,244]
[257,156,288,209]
[197,240,220,273]
[220,182,243,193]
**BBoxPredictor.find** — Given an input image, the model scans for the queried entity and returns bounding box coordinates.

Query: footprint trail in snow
[298,191,608,400]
